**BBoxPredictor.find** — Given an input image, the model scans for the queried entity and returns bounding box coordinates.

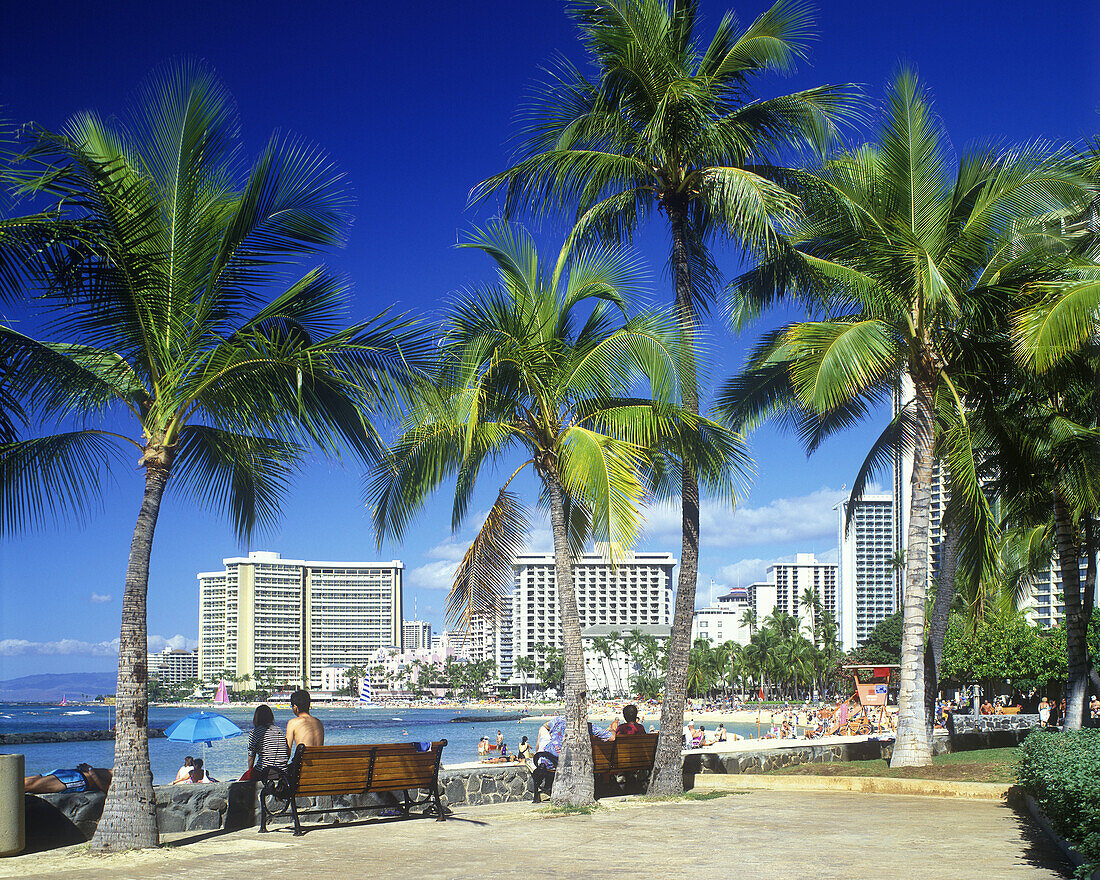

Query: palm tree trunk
[545,474,595,805]
[1054,490,1088,730]
[1083,514,1095,646]
[90,464,169,851]
[649,203,698,796]
[891,376,934,767]
[924,521,958,741]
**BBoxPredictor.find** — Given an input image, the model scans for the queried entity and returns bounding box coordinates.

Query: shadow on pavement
[1007,799,1076,878]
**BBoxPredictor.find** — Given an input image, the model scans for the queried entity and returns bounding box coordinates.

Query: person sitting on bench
[611,704,646,736]
[532,715,613,802]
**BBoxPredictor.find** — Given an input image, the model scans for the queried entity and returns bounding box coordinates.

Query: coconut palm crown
[367,222,746,804]
[0,63,427,849]
[717,70,1094,765]
[472,0,857,794]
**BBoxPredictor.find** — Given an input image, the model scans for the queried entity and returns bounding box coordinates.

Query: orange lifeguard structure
[828,665,899,736]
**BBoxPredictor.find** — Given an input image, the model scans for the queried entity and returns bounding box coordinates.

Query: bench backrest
[291,741,446,797]
[590,733,658,773]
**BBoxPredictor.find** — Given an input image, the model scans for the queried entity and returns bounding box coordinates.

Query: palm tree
[473,0,856,795]
[345,664,369,698]
[607,629,624,695]
[739,606,758,637]
[367,224,718,805]
[1004,178,1100,728]
[717,640,743,697]
[799,586,819,646]
[974,352,1100,728]
[717,71,1091,765]
[514,655,537,699]
[685,639,717,697]
[0,64,425,849]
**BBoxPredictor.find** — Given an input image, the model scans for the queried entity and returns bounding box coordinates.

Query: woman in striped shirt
[248,704,290,778]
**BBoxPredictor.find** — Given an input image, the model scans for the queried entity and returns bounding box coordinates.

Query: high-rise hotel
[838,495,896,650]
[198,551,403,690]
[476,549,677,692]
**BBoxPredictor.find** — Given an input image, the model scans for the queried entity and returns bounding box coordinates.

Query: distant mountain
[0,673,117,702]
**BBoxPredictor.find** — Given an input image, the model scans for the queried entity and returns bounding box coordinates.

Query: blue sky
[1,0,1097,679]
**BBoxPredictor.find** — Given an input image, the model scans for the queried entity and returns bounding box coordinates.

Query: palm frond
[447,488,528,629]
[172,426,301,540]
[0,432,119,535]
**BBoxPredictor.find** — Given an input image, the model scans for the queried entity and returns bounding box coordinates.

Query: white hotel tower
[838,495,896,650]
[469,549,676,693]
[198,551,403,690]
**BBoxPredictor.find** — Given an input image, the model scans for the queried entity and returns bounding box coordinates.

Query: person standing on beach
[287,690,325,752]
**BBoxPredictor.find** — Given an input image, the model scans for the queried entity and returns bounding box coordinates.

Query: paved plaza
[3,790,1074,880]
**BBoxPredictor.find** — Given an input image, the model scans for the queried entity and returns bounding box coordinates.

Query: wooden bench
[535,733,659,799]
[591,733,659,789]
[259,740,448,835]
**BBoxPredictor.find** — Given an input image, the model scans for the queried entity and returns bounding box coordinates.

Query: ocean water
[0,703,761,784]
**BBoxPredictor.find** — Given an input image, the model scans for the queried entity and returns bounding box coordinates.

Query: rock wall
[26,781,255,852]
[685,737,953,776]
[951,713,1041,734]
[25,765,538,849]
[0,729,165,745]
[948,714,1039,750]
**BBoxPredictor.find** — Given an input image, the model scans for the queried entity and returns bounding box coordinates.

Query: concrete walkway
[3,790,1072,880]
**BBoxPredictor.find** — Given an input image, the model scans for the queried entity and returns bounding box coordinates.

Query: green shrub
[1017,729,1100,869]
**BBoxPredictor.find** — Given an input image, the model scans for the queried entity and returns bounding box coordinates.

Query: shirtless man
[286,690,325,753]
[25,763,112,794]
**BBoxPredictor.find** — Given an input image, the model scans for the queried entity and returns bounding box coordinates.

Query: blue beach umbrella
[165,711,244,747]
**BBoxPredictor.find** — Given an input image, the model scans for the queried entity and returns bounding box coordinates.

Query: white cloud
[716,546,840,591]
[90,593,112,604]
[0,634,196,656]
[411,510,554,591]
[521,525,553,554]
[716,557,772,586]
[408,559,461,591]
[642,485,859,549]
[148,634,199,653]
[816,547,840,565]
[0,638,120,656]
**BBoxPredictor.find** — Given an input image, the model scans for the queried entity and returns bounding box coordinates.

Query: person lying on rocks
[24,763,112,794]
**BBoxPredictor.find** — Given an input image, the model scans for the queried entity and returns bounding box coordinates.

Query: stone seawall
[0,728,166,745]
[683,738,952,776]
[25,765,538,850]
[948,714,1039,750]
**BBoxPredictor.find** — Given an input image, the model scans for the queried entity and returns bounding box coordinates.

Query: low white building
[147,648,198,685]
[691,603,751,647]
[320,664,351,693]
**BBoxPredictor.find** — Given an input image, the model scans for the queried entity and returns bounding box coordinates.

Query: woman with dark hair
[189,758,216,783]
[247,704,289,780]
[173,755,194,783]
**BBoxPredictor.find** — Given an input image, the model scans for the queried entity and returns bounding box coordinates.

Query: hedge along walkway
[0,790,1072,880]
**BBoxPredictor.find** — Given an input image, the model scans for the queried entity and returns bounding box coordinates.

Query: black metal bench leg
[432,784,447,821]
[290,796,303,836]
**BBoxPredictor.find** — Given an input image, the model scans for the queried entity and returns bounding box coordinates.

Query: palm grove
[1,0,1098,850]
